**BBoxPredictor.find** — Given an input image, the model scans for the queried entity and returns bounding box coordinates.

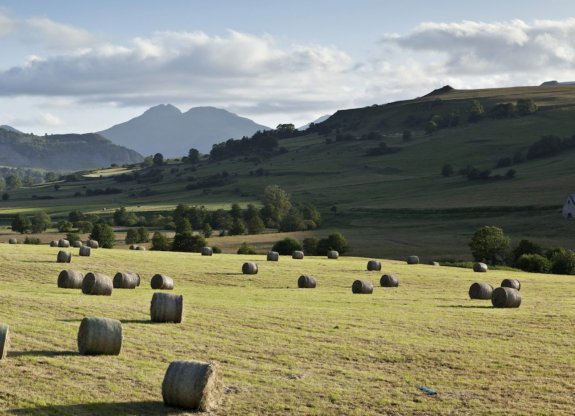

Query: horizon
[1,0,575,135]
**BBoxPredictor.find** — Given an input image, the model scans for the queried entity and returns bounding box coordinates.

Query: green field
[0,244,573,415]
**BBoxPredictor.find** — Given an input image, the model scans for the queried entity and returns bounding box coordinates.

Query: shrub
[316,232,349,255]
[237,242,256,255]
[23,236,41,245]
[171,232,206,252]
[137,227,150,243]
[513,239,543,262]
[517,254,551,273]
[151,232,170,251]
[302,237,318,255]
[271,237,302,255]
[57,220,73,232]
[550,248,575,275]
[66,232,81,243]
[89,223,116,248]
[76,221,93,233]
[212,246,222,253]
[125,229,139,244]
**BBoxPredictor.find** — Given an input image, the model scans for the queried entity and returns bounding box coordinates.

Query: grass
[0,244,574,415]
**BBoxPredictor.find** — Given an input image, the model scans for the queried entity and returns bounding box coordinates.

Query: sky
[1,0,575,135]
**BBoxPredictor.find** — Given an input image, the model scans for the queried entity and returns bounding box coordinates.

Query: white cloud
[0,12,15,38]
[23,17,96,49]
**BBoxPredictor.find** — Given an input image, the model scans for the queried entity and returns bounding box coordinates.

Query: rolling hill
[0,129,143,171]
[3,84,575,259]
[98,105,271,157]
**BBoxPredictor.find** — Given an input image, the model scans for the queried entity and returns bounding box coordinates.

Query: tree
[57,221,73,232]
[517,254,550,273]
[137,227,150,243]
[76,221,93,233]
[0,177,5,191]
[90,223,116,248]
[229,218,246,236]
[550,248,575,275]
[230,203,243,219]
[237,242,256,255]
[279,207,305,232]
[30,211,51,233]
[424,120,437,135]
[261,185,292,227]
[5,174,21,190]
[468,100,485,122]
[125,228,139,244]
[188,148,200,164]
[175,218,193,234]
[513,239,543,262]
[202,222,213,238]
[151,231,170,251]
[402,130,412,142]
[247,215,265,235]
[469,226,511,264]
[11,214,31,234]
[44,172,58,182]
[272,237,302,255]
[153,153,164,166]
[441,163,455,177]
[516,98,537,116]
[2,193,9,201]
[317,232,349,255]
[171,232,206,252]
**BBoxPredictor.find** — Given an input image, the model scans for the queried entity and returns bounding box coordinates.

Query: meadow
[0,243,573,415]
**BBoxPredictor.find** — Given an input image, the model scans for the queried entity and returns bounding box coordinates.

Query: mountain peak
[143,104,182,115]
[0,125,22,133]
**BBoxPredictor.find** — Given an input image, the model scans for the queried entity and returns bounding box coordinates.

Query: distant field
[0,244,573,415]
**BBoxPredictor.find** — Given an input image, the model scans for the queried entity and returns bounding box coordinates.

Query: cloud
[23,17,96,49]
[381,18,575,76]
[0,12,15,38]
[0,30,357,115]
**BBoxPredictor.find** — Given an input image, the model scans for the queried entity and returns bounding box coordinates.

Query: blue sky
[1,0,575,135]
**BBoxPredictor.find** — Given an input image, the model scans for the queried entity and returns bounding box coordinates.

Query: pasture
[0,244,573,415]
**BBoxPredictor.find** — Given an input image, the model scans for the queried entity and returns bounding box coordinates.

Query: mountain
[98,105,271,157]
[0,125,22,133]
[296,114,332,130]
[0,129,143,170]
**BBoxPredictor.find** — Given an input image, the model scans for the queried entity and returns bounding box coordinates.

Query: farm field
[0,244,573,415]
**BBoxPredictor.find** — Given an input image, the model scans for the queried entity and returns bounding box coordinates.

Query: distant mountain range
[98,105,271,157]
[0,125,22,133]
[297,114,332,130]
[0,129,142,171]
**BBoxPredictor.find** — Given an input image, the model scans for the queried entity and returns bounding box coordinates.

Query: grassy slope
[1,244,574,415]
[2,85,575,259]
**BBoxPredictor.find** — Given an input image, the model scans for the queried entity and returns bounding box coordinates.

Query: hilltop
[3,84,575,259]
[0,129,143,171]
[99,105,271,157]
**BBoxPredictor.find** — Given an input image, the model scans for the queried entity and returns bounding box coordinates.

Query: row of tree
[469,226,575,274]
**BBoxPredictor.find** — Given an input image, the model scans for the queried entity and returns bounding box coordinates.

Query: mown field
[0,244,573,415]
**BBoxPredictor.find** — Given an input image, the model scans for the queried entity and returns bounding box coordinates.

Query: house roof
[569,194,575,204]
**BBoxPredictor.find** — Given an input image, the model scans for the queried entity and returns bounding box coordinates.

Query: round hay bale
[58,239,70,248]
[468,282,493,300]
[473,262,488,272]
[50,240,59,247]
[57,269,84,289]
[151,293,183,323]
[429,261,440,266]
[406,255,419,264]
[135,245,146,251]
[292,251,304,260]
[297,275,317,288]
[86,240,99,249]
[162,360,223,411]
[72,240,83,248]
[113,272,140,289]
[501,278,521,291]
[242,262,258,275]
[151,274,174,290]
[0,323,9,360]
[57,251,72,263]
[266,251,279,261]
[327,250,339,259]
[79,246,91,257]
[8,238,17,244]
[201,246,213,256]
[352,280,373,294]
[491,287,522,308]
[380,274,399,287]
[77,317,122,355]
[129,244,136,250]
[82,272,113,296]
[367,260,382,271]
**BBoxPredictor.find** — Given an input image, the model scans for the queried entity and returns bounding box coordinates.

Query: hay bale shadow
[437,305,493,309]
[8,401,187,415]
[9,350,77,358]
[119,319,156,324]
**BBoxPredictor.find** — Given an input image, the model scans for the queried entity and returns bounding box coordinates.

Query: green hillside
[2,85,575,259]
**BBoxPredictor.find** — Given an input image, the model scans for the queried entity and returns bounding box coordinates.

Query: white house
[562,194,575,218]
